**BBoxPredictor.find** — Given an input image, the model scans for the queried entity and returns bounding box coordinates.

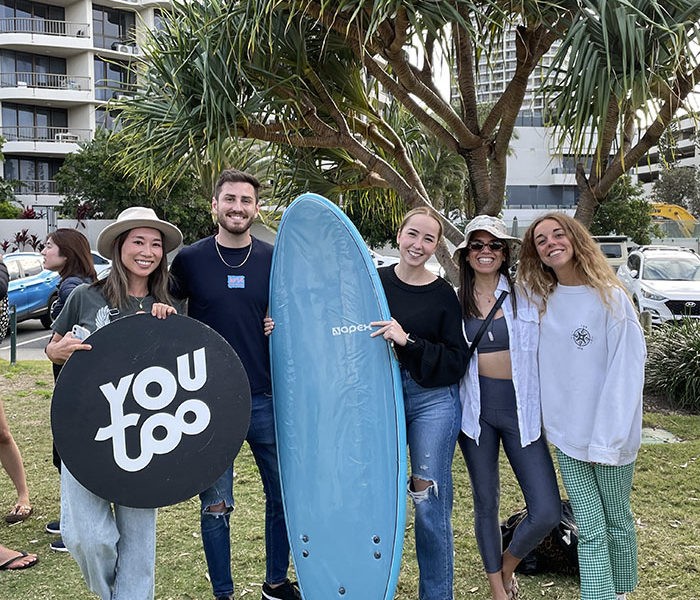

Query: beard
[217,211,254,235]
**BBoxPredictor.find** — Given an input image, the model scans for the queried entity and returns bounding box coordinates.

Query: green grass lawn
[1,360,699,599]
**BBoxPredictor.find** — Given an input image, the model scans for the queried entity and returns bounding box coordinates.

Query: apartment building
[634,114,700,193]
[472,31,585,209]
[0,0,168,212]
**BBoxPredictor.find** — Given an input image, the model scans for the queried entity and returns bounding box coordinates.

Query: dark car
[5,252,60,328]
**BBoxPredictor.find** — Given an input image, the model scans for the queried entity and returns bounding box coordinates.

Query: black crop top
[464,315,510,353]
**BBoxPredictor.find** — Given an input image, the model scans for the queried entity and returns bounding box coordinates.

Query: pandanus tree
[116,0,700,277]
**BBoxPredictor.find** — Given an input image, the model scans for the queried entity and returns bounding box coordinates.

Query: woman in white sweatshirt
[518,212,645,600]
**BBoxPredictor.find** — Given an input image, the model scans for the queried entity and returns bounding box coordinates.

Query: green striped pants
[556,450,638,600]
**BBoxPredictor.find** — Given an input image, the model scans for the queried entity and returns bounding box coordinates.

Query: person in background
[518,212,645,600]
[41,228,98,551]
[0,543,38,571]
[0,398,32,525]
[454,215,560,600]
[46,207,182,600]
[169,169,299,600]
[0,253,33,526]
[371,206,468,600]
[0,254,8,341]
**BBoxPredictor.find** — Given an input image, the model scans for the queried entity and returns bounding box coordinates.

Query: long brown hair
[48,229,97,281]
[95,229,172,309]
[517,212,624,311]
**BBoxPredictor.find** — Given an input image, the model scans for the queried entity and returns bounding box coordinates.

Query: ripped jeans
[402,371,461,600]
[199,393,290,598]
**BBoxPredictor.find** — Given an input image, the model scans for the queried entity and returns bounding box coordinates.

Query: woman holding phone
[46,207,182,600]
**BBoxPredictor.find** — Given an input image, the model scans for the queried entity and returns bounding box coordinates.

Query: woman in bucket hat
[46,206,183,600]
[455,215,561,600]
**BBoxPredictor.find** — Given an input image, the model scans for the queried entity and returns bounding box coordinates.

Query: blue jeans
[61,466,157,600]
[200,393,290,598]
[402,372,461,600]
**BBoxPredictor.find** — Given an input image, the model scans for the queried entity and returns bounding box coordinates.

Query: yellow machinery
[651,203,699,237]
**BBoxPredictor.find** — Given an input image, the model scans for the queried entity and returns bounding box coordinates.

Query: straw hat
[97,207,183,259]
[453,215,520,261]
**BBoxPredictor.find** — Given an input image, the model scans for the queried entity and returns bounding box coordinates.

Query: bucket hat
[453,215,520,260]
[96,207,182,259]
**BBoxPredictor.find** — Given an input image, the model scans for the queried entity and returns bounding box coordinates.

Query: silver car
[617,246,700,324]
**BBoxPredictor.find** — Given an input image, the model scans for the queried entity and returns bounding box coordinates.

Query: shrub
[0,200,20,219]
[645,319,700,412]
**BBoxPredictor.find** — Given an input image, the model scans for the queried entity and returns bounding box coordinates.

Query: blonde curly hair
[517,212,625,311]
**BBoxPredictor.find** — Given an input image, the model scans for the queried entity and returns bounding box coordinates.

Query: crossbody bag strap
[465,290,508,363]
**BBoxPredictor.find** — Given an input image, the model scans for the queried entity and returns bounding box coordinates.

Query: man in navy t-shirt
[170,169,298,600]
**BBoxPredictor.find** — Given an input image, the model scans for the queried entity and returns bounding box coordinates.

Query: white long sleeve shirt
[539,284,646,466]
[459,276,543,447]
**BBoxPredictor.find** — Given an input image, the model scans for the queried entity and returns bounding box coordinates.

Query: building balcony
[0,17,90,38]
[0,125,92,146]
[1,73,90,91]
[1,127,91,154]
[0,73,92,104]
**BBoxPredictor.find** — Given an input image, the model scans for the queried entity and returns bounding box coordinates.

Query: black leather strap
[465,290,508,363]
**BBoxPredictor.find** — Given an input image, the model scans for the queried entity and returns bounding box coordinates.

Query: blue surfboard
[269,193,407,600]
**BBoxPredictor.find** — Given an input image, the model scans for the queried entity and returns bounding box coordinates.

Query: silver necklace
[215,236,253,269]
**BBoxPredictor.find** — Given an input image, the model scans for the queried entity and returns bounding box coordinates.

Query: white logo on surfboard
[331,323,373,336]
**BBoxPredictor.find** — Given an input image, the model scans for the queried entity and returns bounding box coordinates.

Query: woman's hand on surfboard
[263,316,275,336]
[370,318,409,346]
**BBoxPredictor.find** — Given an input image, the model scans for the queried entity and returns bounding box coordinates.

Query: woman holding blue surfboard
[371,207,468,600]
[455,215,561,600]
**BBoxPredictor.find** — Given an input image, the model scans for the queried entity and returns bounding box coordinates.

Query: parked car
[91,250,112,280]
[370,250,400,269]
[617,245,700,324]
[593,235,630,272]
[4,252,60,328]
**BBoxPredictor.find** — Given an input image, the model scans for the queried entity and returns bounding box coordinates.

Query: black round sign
[52,313,251,508]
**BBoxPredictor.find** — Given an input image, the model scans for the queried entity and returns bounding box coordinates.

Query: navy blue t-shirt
[170,235,273,395]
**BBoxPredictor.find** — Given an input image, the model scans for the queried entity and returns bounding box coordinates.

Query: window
[4,155,62,194]
[0,0,64,34]
[17,255,42,276]
[95,107,119,131]
[94,57,134,101]
[0,49,65,87]
[2,103,67,140]
[93,4,135,49]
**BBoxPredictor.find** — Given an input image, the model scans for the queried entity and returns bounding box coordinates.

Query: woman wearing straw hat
[455,215,561,600]
[46,206,183,600]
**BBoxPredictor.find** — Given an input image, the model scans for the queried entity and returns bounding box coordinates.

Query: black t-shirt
[378,265,468,388]
[170,236,273,395]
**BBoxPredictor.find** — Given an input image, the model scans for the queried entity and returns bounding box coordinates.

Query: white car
[91,250,112,280]
[369,250,400,269]
[617,246,700,324]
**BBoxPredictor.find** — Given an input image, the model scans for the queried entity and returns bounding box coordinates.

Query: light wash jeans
[199,393,290,598]
[402,371,461,600]
[60,466,157,600]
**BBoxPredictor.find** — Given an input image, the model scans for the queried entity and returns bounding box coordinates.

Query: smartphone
[71,324,91,341]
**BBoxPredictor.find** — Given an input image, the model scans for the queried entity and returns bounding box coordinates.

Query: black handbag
[501,499,579,575]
